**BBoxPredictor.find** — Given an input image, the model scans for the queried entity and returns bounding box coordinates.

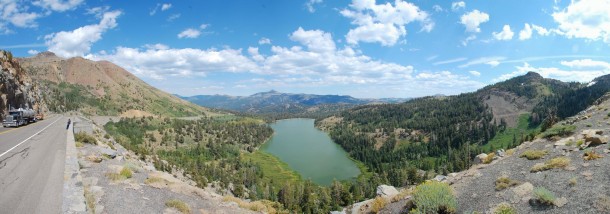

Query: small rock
[604,149,610,154]
[496,149,506,157]
[555,197,568,207]
[566,166,577,171]
[432,175,447,182]
[448,173,458,177]
[582,163,590,167]
[143,197,149,200]
[143,165,156,172]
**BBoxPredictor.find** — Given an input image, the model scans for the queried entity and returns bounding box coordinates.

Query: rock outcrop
[0,50,45,118]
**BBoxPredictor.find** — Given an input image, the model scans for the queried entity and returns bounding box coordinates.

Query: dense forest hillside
[18,52,208,117]
[180,90,409,120]
[319,72,610,187]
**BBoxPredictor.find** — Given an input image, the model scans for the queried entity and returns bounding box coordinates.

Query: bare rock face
[0,50,45,118]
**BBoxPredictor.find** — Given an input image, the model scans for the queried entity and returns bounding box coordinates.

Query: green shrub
[165,199,190,214]
[533,187,556,205]
[541,125,576,139]
[519,150,548,160]
[120,167,133,178]
[75,132,97,144]
[411,181,457,214]
[493,202,517,214]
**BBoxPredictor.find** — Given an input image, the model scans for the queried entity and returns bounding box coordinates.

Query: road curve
[0,116,67,213]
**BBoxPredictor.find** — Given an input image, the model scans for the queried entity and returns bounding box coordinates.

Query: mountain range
[179,90,410,119]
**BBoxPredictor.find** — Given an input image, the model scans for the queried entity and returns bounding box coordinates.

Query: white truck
[2,108,37,127]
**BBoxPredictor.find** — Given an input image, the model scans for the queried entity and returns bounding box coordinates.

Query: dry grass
[144,177,166,184]
[105,172,123,181]
[492,202,517,214]
[84,185,96,213]
[120,167,133,178]
[391,188,413,202]
[222,196,284,214]
[505,149,516,156]
[569,177,577,187]
[530,157,571,172]
[165,199,190,214]
[519,150,548,160]
[483,152,496,164]
[370,196,389,213]
[584,150,603,161]
[495,176,520,191]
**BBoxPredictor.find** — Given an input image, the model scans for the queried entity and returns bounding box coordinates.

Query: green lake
[261,118,361,185]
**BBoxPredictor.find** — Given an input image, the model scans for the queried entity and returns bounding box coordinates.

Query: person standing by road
[67,119,71,130]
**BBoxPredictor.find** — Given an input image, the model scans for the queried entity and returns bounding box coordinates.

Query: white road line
[0,116,63,158]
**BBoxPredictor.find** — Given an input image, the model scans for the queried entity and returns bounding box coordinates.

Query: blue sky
[1,0,610,98]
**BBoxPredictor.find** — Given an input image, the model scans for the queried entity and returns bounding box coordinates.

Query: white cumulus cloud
[178,28,201,39]
[460,10,489,33]
[469,70,481,76]
[519,23,532,40]
[27,49,40,55]
[493,25,514,40]
[451,1,465,11]
[161,3,172,11]
[258,37,271,45]
[494,62,610,83]
[305,0,322,13]
[552,0,610,43]
[33,0,83,12]
[341,0,434,46]
[560,59,610,70]
[45,10,122,58]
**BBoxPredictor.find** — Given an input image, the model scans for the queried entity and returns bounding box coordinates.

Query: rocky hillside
[18,52,208,117]
[0,50,45,118]
[448,92,610,213]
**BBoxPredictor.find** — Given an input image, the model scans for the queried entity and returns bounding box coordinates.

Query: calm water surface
[261,118,360,185]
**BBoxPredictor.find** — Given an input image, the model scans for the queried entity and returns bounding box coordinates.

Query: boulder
[585,135,608,146]
[99,148,117,159]
[496,149,506,157]
[474,153,488,164]
[376,185,399,198]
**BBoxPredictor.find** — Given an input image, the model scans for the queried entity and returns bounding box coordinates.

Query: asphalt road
[0,115,67,214]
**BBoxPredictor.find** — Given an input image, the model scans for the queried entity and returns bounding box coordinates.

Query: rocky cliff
[0,50,45,119]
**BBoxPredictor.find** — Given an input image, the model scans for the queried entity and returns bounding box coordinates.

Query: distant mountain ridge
[179,90,409,118]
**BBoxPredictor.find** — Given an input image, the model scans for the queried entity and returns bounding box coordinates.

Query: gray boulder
[474,153,488,164]
[376,185,399,198]
[99,148,117,159]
